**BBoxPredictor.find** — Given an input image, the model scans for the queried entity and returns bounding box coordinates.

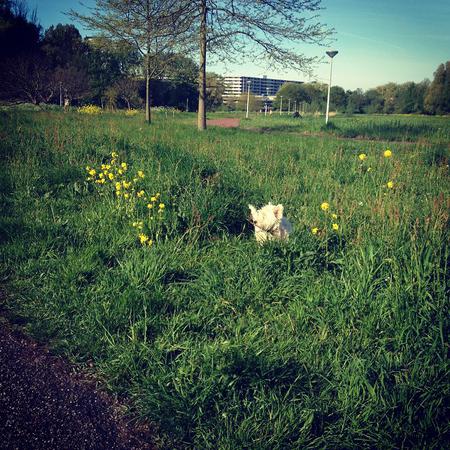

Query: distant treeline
[0,1,449,114]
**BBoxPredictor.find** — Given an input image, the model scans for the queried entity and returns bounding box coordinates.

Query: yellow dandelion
[387,181,394,189]
[108,173,114,180]
[122,181,131,189]
[137,170,145,178]
[124,193,130,199]
[358,153,367,161]
[156,192,161,198]
[89,169,96,176]
[101,164,106,170]
[150,196,157,202]
[115,182,121,190]
[138,233,149,244]
[311,227,319,235]
[115,190,121,196]
[111,151,118,158]
[121,162,127,170]
[158,203,165,210]
[321,202,329,211]
[332,223,339,231]
[384,149,392,158]
[99,173,105,179]
[331,213,338,219]
[147,203,153,209]
[137,190,145,198]
[118,169,123,175]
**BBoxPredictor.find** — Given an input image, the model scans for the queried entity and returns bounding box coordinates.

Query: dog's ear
[273,204,284,219]
[248,204,257,219]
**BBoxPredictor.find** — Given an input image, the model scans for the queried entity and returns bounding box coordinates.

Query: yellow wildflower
[150,196,157,202]
[331,213,338,219]
[321,202,329,211]
[358,153,367,161]
[115,191,121,196]
[137,190,145,198]
[89,169,96,176]
[118,169,123,175]
[121,162,127,170]
[384,149,392,158]
[111,151,118,158]
[311,227,319,235]
[99,173,105,179]
[332,223,339,231]
[138,233,149,244]
[159,203,165,210]
[96,178,106,184]
[387,181,394,189]
[124,193,130,199]
[108,173,114,180]
[115,182,121,190]
[147,203,153,209]
[137,170,144,178]
[122,181,131,189]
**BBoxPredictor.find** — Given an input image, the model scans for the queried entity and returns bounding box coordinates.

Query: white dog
[248,203,292,243]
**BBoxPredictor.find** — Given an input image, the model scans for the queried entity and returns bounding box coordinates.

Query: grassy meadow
[0,109,449,448]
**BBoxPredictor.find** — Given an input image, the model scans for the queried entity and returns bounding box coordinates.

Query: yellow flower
[332,223,339,231]
[98,173,105,179]
[111,151,118,158]
[331,213,337,219]
[358,153,367,161]
[384,149,392,158]
[138,233,149,244]
[101,164,106,170]
[147,203,153,209]
[150,196,157,202]
[115,182,121,190]
[159,203,165,209]
[321,202,329,211]
[137,190,145,198]
[108,173,114,180]
[89,169,96,176]
[156,192,161,198]
[311,227,319,235]
[124,193,130,199]
[115,190,121,196]
[137,170,145,178]
[387,181,394,189]
[122,181,131,189]
[121,162,127,170]
[118,169,123,175]
[96,178,106,184]
[367,167,372,172]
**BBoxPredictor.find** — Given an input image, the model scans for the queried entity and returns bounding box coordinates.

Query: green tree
[424,62,449,114]
[273,83,311,111]
[70,0,190,123]
[364,89,384,114]
[330,86,347,113]
[236,92,262,112]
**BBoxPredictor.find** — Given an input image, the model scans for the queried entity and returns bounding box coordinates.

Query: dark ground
[0,319,156,450]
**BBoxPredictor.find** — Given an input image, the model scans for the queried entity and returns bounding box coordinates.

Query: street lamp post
[246,80,251,119]
[280,95,283,115]
[325,50,338,125]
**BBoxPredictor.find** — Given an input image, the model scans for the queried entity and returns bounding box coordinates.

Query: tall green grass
[0,110,449,448]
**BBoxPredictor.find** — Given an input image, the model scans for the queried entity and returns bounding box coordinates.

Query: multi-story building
[223,75,302,99]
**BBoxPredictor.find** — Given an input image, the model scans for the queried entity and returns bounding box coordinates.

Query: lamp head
[326,50,338,58]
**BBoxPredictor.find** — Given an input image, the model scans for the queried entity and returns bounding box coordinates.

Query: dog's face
[248,203,284,233]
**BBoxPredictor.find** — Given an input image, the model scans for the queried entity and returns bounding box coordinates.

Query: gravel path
[207,118,240,128]
[0,320,155,450]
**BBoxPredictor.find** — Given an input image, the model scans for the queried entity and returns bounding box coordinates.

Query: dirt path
[207,118,240,128]
[0,320,155,450]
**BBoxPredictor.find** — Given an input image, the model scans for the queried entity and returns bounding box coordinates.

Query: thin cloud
[339,31,404,51]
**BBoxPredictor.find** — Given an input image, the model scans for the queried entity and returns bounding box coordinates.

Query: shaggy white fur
[248,203,292,243]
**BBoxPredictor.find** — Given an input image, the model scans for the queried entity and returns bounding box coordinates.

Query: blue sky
[34,0,450,90]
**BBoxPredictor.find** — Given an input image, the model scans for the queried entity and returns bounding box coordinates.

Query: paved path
[0,321,155,450]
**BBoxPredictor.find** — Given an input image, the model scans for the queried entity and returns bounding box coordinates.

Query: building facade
[223,75,302,98]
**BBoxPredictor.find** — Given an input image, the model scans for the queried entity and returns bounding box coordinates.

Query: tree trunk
[197,0,207,131]
[145,56,151,123]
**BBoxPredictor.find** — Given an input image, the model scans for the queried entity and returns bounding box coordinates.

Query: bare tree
[183,0,333,130]
[70,0,192,124]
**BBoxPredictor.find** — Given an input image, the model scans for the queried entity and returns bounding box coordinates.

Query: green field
[1,110,449,448]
